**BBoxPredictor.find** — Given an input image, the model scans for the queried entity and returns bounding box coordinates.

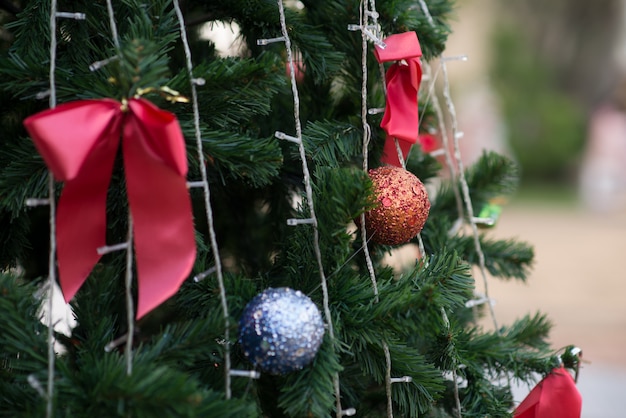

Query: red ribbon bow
[24,98,197,319]
[514,366,582,418]
[374,31,423,167]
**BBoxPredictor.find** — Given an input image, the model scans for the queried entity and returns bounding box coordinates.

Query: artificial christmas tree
[0,0,581,417]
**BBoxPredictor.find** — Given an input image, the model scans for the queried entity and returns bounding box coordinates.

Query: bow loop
[127,99,188,176]
[24,99,122,180]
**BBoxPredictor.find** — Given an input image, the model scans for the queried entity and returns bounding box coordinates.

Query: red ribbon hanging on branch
[374,31,423,167]
[514,366,582,418]
[24,98,197,319]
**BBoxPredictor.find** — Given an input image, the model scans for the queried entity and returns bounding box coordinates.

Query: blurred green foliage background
[491,26,586,184]
[487,0,623,187]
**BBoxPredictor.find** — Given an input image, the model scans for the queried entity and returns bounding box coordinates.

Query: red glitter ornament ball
[363,166,430,245]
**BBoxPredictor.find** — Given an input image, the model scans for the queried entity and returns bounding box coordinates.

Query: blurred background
[445,0,626,416]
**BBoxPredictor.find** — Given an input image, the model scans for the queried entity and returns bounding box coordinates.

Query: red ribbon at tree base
[374,31,423,167]
[24,98,197,319]
[514,366,582,418]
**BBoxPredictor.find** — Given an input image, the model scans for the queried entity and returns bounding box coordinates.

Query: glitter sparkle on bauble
[238,287,325,375]
[361,165,430,245]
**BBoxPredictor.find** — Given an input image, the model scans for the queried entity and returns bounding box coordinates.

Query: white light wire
[359,0,378,302]
[46,3,58,414]
[172,0,233,398]
[275,0,343,415]
[103,0,135,375]
[42,3,91,412]
[105,0,120,49]
[420,0,509,414]
[357,2,401,417]
[123,216,134,375]
[418,0,498,418]
[422,64,464,219]
[440,61,498,331]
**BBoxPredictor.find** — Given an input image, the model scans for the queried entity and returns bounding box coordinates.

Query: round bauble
[238,287,325,375]
[362,166,430,245]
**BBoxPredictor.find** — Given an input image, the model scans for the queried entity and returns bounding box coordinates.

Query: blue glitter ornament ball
[238,287,325,375]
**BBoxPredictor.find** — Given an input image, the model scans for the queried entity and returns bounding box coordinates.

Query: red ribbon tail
[381,136,413,166]
[124,100,196,319]
[56,124,121,302]
[56,145,118,302]
[23,100,123,303]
